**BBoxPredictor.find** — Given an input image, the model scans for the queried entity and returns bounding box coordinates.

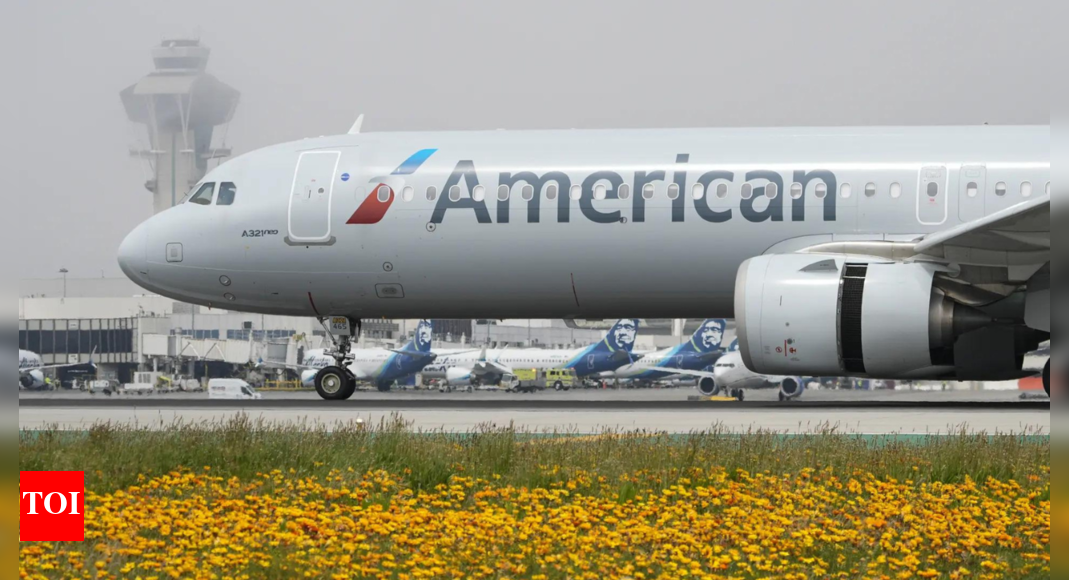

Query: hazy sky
[8,0,1050,280]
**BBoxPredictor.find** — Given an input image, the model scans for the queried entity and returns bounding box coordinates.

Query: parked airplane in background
[118,124,1051,400]
[264,320,436,398]
[700,341,809,401]
[607,319,727,386]
[424,319,640,388]
[19,350,95,391]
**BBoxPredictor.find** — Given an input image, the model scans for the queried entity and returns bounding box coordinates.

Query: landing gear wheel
[1043,360,1050,397]
[732,389,745,402]
[377,383,392,393]
[779,391,785,402]
[315,366,355,401]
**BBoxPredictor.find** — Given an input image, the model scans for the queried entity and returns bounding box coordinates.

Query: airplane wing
[258,359,318,373]
[23,349,97,373]
[654,368,718,380]
[914,195,1049,266]
[389,350,438,363]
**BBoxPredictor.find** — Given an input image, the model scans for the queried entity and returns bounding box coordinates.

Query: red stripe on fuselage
[347,185,394,224]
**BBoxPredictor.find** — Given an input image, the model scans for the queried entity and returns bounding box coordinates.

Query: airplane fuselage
[119,126,1049,322]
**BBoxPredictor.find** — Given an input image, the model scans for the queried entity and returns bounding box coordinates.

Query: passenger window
[1021,181,1033,197]
[741,184,753,200]
[570,185,582,201]
[995,182,1006,196]
[521,185,534,201]
[217,182,237,206]
[890,183,902,199]
[966,182,978,198]
[378,185,392,203]
[498,185,510,201]
[716,183,729,199]
[594,184,608,200]
[427,186,438,201]
[545,184,558,201]
[642,183,655,200]
[926,182,939,198]
[618,184,631,200]
[402,186,414,202]
[188,182,215,206]
[765,183,779,199]
[667,184,680,200]
[815,183,828,199]
[473,185,486,202]
[840,183,852,199]
[865,183,877,197]
[692,183,705,200]
[790,183,803,200]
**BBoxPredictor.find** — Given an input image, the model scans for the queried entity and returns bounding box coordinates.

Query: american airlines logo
[352,153,839,226]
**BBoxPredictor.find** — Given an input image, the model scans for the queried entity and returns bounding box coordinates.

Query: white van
[208,379,262,400]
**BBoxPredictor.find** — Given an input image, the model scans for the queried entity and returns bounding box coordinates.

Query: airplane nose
[118,222,149,284]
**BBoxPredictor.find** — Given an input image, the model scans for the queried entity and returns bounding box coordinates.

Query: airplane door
[958,165,986,223]
[288,150,342,244]
[917,166,948,226]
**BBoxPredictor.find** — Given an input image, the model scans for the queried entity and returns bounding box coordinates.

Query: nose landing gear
[314,317,362,401]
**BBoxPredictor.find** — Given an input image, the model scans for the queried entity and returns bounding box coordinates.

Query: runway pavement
[19,388,1049,434]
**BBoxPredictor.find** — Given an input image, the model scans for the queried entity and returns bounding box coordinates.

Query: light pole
[59,268,69,299]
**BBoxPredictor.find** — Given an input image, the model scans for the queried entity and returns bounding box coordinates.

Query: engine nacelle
[779,377,805,400]
[445,367,474,386]
[697,377,719,397]
[300,370,318,389]
[20,371,44,390]
[735,255,1015,381]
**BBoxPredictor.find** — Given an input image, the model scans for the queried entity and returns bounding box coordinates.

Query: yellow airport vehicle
[505,368,577,393]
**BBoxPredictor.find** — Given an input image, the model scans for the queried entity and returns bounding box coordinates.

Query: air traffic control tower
[121,39,240,214]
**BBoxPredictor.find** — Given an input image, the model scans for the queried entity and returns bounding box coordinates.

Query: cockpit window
[217,182,237,206]
[188,183,216,205]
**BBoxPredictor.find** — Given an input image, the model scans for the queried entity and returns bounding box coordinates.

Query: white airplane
[263,320,436,397]
[19,350,95,391]
[424,319,640,387]
[606,319,727,386]
[702,341,808,401]
[118,124,1051,400]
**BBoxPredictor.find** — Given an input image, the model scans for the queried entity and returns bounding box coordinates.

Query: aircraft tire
[377,383,391,393]
[315,367,355,401]
[1043,360,1050,397]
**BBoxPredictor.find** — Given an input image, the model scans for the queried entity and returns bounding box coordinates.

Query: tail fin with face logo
[401,320,434,354]
[691,319,727,354]
[599,319,640,353]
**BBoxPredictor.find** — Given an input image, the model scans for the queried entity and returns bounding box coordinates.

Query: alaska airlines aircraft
[694,340,807,401]
[19,350,95,390]
[118,125,1051,399]
[424,319,640,387]
[607,319,726,386]
[266,320,436,397]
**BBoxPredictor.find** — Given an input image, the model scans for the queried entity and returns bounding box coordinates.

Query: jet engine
[778,377,805,401]
[300,370,318,389]
[696,377,720,397]
[20,371,44,390]
[735,255,1044,381]
[445,368,476,387]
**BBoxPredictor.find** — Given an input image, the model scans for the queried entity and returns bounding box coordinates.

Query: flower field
[20,419,1050,580]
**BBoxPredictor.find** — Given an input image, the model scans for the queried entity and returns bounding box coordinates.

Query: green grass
[19,415,1050,493]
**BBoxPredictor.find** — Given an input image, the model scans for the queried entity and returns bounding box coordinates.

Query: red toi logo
[20,472,85,542]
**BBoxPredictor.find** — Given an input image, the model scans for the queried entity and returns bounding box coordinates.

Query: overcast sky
[7,0,1049,280]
